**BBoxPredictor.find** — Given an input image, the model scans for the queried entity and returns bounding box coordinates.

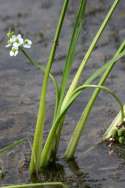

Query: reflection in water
[30,159,91,188]
[67,159,85,176]
[31,162,65,183]
[67,159,91,188]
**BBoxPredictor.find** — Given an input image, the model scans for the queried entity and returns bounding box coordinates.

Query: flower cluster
[6,31,32,56]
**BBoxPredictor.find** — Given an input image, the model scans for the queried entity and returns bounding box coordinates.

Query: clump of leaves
[5,0,125,176]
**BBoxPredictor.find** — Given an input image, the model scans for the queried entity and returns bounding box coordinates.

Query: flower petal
[10,47,19,56]
[17,34,24,45]
[14,50,19,56]
[5,44,11,48]
[23,39,32,48]
[10,50,14,56]
[13,42,20,48]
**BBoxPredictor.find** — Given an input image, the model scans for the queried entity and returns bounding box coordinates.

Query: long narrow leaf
[64,41,125,160]
[58,0,87,110]
[41,55,115,163]
[48,0,87,164]
[40,83,124,167]
[0,138,25,156]
[40,45,125,166]
[73,85,124,120]
[29,0,69,175]
[21,48,59,132]
[2,182,68,188]
[61,0,121,111]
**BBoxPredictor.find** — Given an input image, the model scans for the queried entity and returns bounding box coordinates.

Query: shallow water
[1,0,125,187]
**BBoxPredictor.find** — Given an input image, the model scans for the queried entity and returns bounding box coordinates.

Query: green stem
[21,47,60,135]
[2,182,68,188]
[61,0,120,112]
[43,50,124,163]
[21,48,58,87]
[0,138,25,156]
[64,85,124,160]
[58,0,86,111]
[49,0,87,163]
[42,60,112,163]
[40,82,124,167]
[64,44,125,160]
[29,0,69,175]
[40,46,125,166]
[44,0,121,164]
[84,41,125,84]
[74,85,124,121]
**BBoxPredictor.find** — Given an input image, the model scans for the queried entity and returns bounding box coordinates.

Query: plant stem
[2,182,68,188]
[64,43,125,160]
[58,0,86,110]
[0,138,25,156]
[40,48,125,166]
[29,0,69,175]
[21,47,60,134]
[40,82,124,167]
[42,0,120,164]
[74,85,124,120]
[49,0,87,163]
[20,48,59,102]
[45,48,125,162]
[61,0,121,112]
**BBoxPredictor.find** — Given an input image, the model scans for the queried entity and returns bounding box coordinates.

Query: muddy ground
[0,0,125,187]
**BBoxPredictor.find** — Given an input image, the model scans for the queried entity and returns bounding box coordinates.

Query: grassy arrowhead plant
[5,0,125,177]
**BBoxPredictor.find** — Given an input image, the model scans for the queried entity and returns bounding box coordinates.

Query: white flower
[23,39,32,48]
[6,31,32,57]
[6,34,23,48]
[10,35,17,43]
[10,47,19,56]
[6,35,16,48]
[13,34,24,48]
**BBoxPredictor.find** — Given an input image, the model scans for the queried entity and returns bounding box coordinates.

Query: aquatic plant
[5,0,125,176]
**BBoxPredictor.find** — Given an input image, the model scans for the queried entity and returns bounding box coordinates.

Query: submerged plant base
[30,160,65,182]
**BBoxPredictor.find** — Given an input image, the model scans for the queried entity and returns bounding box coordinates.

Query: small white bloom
[13,42,19,48]
[13,34,24,48]
[9,47,19,56]
[23,39,32,48]
[6,31,32,57]
[10,35,17,42]
[6,35,17,48]
[16,34,24,45]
